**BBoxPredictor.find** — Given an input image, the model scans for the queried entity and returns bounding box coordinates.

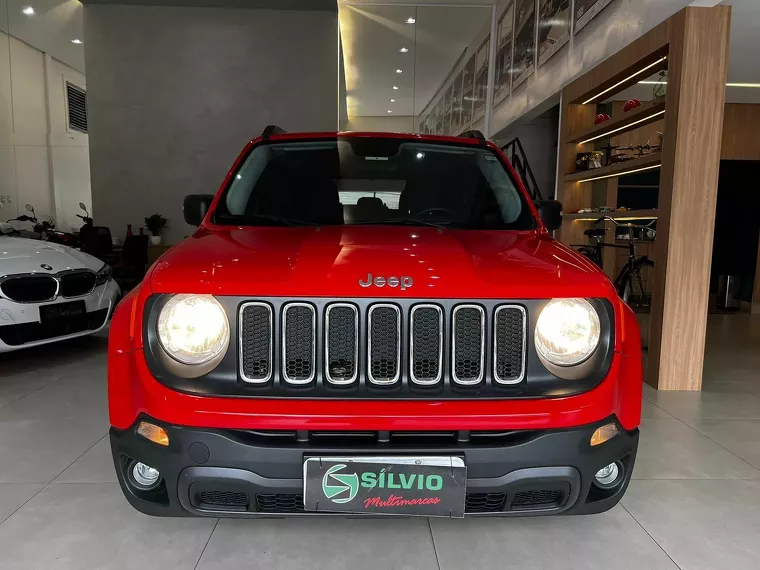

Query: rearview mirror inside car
[535,200,562,232]
[183,194,214,226]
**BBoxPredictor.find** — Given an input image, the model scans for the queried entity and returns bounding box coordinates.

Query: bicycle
[572,216,656,312]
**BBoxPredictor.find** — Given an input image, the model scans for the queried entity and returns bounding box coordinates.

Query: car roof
[256,130,488,147]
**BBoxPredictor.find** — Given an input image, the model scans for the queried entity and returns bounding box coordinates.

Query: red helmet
[594,113,611,125]
[624,99,642,112]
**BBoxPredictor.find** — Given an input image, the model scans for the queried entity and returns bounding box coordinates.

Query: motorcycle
[5,204,80,248]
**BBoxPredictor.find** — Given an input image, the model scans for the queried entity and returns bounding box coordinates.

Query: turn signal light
[137,422,169,446]
[590,423,618,447]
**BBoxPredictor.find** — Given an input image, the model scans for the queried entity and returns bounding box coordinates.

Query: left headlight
[95,264,112,286]
[157,294,230,366]
[535,298,601,367]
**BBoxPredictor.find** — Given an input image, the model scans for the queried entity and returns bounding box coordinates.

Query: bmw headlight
[95,264,112,286]
[157,294,230,366]
[535,298,601,367]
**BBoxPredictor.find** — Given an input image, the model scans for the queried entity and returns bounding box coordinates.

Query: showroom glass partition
[338,4,493,135]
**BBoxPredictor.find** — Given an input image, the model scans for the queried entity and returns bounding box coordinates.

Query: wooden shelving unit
[563,209,659,221]
[554,5,731,391]
[564,153,662,183]
[565,102,666,144]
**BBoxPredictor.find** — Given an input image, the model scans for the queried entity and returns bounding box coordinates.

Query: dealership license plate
[39,300,86,323]
[303,456,467,517]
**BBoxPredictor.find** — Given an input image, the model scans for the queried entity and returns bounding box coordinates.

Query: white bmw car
[0,236,121,352]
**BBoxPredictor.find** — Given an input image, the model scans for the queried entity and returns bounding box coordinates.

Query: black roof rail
[458,129,486,142]
[261,125,287,140]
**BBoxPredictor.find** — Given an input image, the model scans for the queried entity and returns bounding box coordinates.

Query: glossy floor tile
[0,315,757,569]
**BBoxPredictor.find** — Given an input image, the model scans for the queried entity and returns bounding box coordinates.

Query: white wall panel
[9,36,47,135]
[51,145,90,232]
[14,145,53,219]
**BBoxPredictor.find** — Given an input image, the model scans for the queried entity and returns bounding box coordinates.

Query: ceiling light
[387,110,393,113]
[392,86,399,90]
[405,17,416,24]
[396,69,403,74]
[400,47,409,53]
[390,99,396,103]
[638,81,760,88]
[582,56,668,104]
[578,110,666,145]
[71,39,83,45]
[21,6,34,15]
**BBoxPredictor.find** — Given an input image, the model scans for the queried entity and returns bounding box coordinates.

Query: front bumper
[0,279,120,352]
[110,416,638,518]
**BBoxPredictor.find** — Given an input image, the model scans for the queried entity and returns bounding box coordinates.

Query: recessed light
[390,98,396,103]
[405,17,416,24]
[387,110,393,114]
[21,6,35,15]
[400,47,409,53]
[392,86,399,90]
[396,69,403,74]
[71,39,83,45]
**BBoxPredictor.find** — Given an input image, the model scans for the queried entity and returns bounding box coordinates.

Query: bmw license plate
[303,456,467,517]
[40,300,86,323]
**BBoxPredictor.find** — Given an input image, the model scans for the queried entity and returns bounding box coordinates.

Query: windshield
[214,138,536,230]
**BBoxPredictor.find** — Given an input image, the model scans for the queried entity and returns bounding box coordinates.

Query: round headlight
[535,298,600,367]
[157,294,230,365]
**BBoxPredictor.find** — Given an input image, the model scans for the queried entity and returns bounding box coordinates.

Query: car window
[215,138,536,230]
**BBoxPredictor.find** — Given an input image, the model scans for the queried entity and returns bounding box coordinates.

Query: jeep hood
[150,227,615,299]
[0,236,102,277]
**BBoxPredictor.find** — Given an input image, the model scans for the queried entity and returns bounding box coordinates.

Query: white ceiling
[0,0,84,72]
[339,3,491,118]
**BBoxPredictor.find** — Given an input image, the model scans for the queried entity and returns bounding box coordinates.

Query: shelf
[563,209,659,221]
[565,102,666,144]
[564,153,662,183]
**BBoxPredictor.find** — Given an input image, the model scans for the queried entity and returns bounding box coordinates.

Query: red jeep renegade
[108,128,641,518]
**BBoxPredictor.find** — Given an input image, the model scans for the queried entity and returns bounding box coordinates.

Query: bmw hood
[0,237,103,278]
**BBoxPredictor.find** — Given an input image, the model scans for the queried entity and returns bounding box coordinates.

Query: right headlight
[534,298,601,367]
[157,294,230,366]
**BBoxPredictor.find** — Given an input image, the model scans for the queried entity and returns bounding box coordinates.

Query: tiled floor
[0,314,759,570]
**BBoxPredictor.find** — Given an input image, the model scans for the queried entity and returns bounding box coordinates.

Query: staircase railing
[501,138,543,201]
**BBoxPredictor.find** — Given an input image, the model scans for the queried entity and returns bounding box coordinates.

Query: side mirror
[535,200,562,232]
[79,202,87,211]
[25,204,34,213]
[183,194,214,226]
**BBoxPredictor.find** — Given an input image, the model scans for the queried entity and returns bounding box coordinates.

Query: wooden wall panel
[647,6,731,391]
[721,104,760,161]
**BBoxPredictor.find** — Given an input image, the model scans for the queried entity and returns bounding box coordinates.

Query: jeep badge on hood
[358,273,413,290]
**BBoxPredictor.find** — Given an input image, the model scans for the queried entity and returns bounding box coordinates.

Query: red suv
[108,128,641,518]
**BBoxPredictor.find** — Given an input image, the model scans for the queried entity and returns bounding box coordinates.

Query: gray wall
[84,4,338,243]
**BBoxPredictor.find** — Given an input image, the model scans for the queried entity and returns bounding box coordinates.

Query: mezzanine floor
[0,314,759,570]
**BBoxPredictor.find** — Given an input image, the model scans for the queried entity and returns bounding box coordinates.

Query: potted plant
[144,214,168,245]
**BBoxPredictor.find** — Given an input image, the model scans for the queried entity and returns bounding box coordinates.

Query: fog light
[594,462,622,489]
[590,423,618,446]
[130,461,161,490]
[137,421,169,446]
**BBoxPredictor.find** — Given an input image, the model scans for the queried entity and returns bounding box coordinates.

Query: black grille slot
[59,271,96,298]
[493,306,526,384]
[325,304,358,384]
[198,490,249,510]
[66,82,88,133]
[511,489,562,509]
[465,493,506,513]
[0,275,57,303]
[368,305,400,385]
[282,304,315,384]
[410,305,442,385]
[452,305,484,385]
[240,303,272,383]
[256,493,304,513]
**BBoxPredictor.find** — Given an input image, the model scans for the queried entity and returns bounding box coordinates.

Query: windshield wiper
[353,218,450,230]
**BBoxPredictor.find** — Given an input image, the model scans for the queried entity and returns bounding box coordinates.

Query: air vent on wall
[66,82,88,134]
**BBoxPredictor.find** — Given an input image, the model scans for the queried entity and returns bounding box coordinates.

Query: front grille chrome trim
[493,305,527,385]
[324,303,359,385]
[238,302,274,384]
[367,303,401,386]
[451,304,486,386]
[281,302,317,385]
[409,304,444,386]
